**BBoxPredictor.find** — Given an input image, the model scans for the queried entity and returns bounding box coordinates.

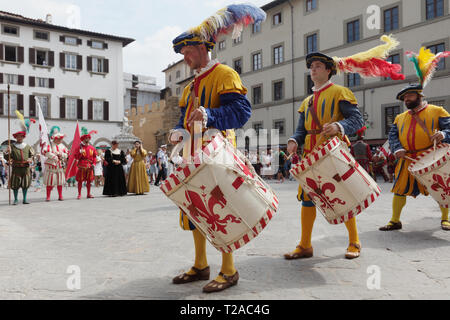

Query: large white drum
[160,134,279,253]
[409,143,450,208]
[290,137,381,225]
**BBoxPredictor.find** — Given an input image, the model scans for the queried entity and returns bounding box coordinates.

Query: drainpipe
[288,0,295,139]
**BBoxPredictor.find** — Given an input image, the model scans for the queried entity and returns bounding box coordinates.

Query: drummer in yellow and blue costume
[284,52,365,260]
[379,84,450,231]
[168,4,264,293]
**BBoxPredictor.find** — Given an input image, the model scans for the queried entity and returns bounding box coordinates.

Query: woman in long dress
[103,141,127,197]
[127,141,150,195]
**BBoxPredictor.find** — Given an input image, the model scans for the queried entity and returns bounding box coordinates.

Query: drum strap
[410,111,432,140]
[307,97,323,132]
[405,145,433,154]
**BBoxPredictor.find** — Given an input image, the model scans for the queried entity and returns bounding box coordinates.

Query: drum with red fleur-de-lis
[160,134,279,253]
[290,137,381,225]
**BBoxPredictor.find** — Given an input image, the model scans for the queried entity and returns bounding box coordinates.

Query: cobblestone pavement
[0,180,449,300]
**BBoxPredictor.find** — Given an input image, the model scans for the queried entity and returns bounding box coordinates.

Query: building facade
[123,72,160,112]
[0,11,134,150]
[162,58,193,97]
[212,0,450,147]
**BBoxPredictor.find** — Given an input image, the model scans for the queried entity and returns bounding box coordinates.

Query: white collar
[194,59,219,77]
[312,80,332,92]
[14,142,27,150]
[111,149,121,155]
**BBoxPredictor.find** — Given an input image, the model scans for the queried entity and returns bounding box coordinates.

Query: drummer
[284,52,365,260]
[167,6,255,293]
[379,84,450,231]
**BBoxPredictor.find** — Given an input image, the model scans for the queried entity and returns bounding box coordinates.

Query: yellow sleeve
[298,96,311,113]
[216,66,247,96]
[338,87,358,105]
[437,106,450,118]
[179,82,193,107]
[142,149,148,157]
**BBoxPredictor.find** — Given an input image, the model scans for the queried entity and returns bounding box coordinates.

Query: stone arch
[93,138,111,148]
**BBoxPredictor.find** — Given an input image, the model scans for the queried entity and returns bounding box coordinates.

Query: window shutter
[29,48,36,64]
[17,94,24,113]
[49,78,55,89]
[18,75,24,86]
[60,52,65,68]
[103,59,109,73]
[77,99,83,120]
[77,55,82,70]
[103,101,109,121]
[87,40,92,47]
[60,97,66,119]
[77,38,82,45]
[18,47,24,63]
[0,44,3,60]
[87,56,92,72]
[48,51,54,66]
[29,76,35,87]
[0,93,3,115]
[60,36,65,42]
[0,73,3,84]
[29,95,36,117]
[88,100,93,120]
[103,43,108,49]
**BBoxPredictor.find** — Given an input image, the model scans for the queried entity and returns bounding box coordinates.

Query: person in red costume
[74,131,98,199]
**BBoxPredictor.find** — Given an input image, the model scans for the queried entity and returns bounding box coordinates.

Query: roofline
[161,58,185,73]
[0,11,135,47]
[261,0,289,11]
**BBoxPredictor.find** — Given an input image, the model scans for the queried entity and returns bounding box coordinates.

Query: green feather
[81,127,89,135]
[408,55,423,85]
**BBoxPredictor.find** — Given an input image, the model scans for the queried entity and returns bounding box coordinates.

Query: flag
[36,97,50,174]
[65,122,81,180]
[379,140,390,158]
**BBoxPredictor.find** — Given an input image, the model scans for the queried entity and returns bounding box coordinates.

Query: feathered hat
[356,126,367,139]
[13,110,36,138]
[49,126,65,140]
[173,3,266,54]
[80,127,98,141]
[307,35,405,80]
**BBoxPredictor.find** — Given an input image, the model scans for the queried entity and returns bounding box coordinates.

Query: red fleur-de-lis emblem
[306,177,346,212]
[185,186,241,235]
[431,174,450,201]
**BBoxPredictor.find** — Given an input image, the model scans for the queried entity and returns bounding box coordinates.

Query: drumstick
[433,129,437,161]
[404,155,426,166]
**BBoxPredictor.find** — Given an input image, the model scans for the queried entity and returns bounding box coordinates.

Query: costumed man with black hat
[284,36,406,260]
[351,126,373,175]
[379,46,450,231]
[41,126,69,201]
[74,128,98,200]
[168,4,261,293]
[4,111,35,205]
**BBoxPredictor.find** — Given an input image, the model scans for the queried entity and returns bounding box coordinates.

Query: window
[130,90,137,107]
[273,45,283,65]
[93,100,103,121]
[385,54,401,79]
[2,25,18,35]
[36,50,48,66]
[306,34,317,54]
[65,53,77,69]
[253,122,264,134]
[252,22,261,34]
[65,98,77,119]
[429,100,445,107]
[385,105,401,135]
[37,77,49,88]
[347,19,360,43]
[306,0,317,12]
[347,73,361,87]
[34,30,49,40]
[234,59,242,74]
[169,74,172,82]
[218,41,226,50]
[4,45,17,62]
[233,35,242,45]
[132,75,138,88]
[4,74,18,85]
[91,41,103,49]
[426,0,444,20]
[427,43,446,70]
[65,36,78,45]
[274,119,286,136]
[253,86,262,105]
[92,57,104,73]
[306,75,314,94]
[384,6,399,32]
[3,93,17,115]
[252,52,262,71]
[36,96,49,117]
[273,81,283,101]
[176,87,181,96]
[176,70,181,79]
[273,13,282,25]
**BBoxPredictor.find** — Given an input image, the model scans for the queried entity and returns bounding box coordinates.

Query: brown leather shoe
[284,246,313,260]
[345,243,361,259]
[379,221,402,231]
[172,266,210,284]
[203,271,239,293]
[442,220,450,231]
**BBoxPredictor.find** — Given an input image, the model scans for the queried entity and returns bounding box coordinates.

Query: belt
[307,130,322,135]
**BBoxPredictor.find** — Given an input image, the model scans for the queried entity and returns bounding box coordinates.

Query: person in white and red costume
[41,126,69,201]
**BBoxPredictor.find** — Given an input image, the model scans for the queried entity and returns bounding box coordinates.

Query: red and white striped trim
[217,208,276,253]
[326,189,381,225]
[290,137,340,176]
[408,143,449,176]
